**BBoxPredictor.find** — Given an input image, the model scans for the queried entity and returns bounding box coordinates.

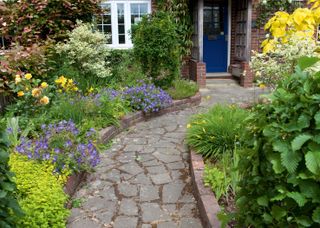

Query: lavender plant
[15,120,100,173]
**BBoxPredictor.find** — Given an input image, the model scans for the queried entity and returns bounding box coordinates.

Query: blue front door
[203,1,228,73]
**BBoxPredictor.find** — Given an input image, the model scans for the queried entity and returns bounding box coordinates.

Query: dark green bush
[166,79,198,100]
[236,57,320,227]
[0,131,23,228]
[108,49,148,88]
[132,11,181,89]
[186,105,248,160]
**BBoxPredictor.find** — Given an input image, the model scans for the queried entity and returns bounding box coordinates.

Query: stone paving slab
[68,85,265,228]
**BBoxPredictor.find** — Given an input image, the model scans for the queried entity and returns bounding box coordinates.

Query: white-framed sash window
[99,0,151,48]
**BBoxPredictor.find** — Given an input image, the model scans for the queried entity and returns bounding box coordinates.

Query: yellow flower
[39,96,50,105]
[17,91,24,97]
[32,88,42,97]
[259,83,266,89]
[187,124,191,129]
[55,76,67,86]
[15,77,21,84]
[24,73,32,80]
[88,87,94,93]
[15,74,21,79]
[41,82,48,89]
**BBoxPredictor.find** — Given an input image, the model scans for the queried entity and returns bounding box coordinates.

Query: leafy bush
[132,11,181,88]
[251,35,319,88]
[0,0,101,45]
[186,105,248,160]
[15,120,100,173]
[166,79,198,100]
[121,83,172,113]
[236,57,320,227]
[9,153,69,227]
[109,49,147,88]
[54,22,112,90]
[0,131,23,228]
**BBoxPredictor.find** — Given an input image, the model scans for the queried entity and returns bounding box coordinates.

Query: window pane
[118,25,125,34]
[119,35,125,44]
[98,3,112,44]
[117,3,124,24]
[131,4,139,15]
[140,3,148,14]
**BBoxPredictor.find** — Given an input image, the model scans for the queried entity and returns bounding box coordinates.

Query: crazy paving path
[68,83,266,228]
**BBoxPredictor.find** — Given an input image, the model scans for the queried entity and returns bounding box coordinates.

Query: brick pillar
[240,61,254,88]
[181,57,191,79]
[189,59,206,88]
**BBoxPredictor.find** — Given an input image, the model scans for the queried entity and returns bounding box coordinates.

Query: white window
[99,0,151,48]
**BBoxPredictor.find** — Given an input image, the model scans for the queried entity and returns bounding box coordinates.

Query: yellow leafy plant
[262,0,320,53]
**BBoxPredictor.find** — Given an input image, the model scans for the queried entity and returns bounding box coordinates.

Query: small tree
[0,0,102,46]
[132,11,181,89]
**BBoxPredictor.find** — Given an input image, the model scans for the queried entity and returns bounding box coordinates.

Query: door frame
[227,0,231,70]
[200,0,231,73]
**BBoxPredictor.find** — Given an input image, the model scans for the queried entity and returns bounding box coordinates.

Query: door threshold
[206,72,232,78]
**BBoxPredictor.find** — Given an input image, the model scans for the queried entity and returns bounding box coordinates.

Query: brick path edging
[99,92,202,143]
[189,149,221,228]
[64,92,201,198]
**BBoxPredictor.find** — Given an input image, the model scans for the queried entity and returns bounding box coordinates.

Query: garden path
[68,82,266,228]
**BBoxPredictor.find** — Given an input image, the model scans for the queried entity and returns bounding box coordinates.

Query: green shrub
[0,131,23,228]
[186,105,248,160]
[236,57,320,227]
[108,49,148,88]
[0,0,101,46]
[166,79,198,100]
[132,11,181,89]
[49,92,126,129]
[9,153,69,227]
[53,22,112,90]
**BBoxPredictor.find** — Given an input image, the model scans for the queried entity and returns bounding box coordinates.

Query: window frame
[102,0,151,49]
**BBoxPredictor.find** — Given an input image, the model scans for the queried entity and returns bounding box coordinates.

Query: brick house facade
[100,0,306,88]
[182,0,307,88]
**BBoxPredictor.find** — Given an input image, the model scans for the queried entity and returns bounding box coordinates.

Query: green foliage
[49,92,126,129]
[235,57,320,227]
[53,22,112,90]
[186,105,248,160]
[0,0,101,46]
[204,165,231,200]
[9,153,69,227]
[0,131,23,228]
[108,49,148,88]
[255,0,302,28]
[166,79,198,100]
[132,11,181,89]
[157,0,193,57]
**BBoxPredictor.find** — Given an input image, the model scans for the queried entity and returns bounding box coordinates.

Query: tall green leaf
[297,56,320,71]
[281,150,301,173]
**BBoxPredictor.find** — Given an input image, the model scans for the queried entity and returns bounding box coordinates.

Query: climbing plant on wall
[255,0,303,28]
[157,0,193,59]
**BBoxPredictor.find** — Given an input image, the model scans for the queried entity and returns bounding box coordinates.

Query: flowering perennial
[15,120,100,173]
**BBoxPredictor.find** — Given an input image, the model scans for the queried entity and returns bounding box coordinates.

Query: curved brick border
[190,149,221,228]
[64,92,201,197]
[99,92,201,143]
